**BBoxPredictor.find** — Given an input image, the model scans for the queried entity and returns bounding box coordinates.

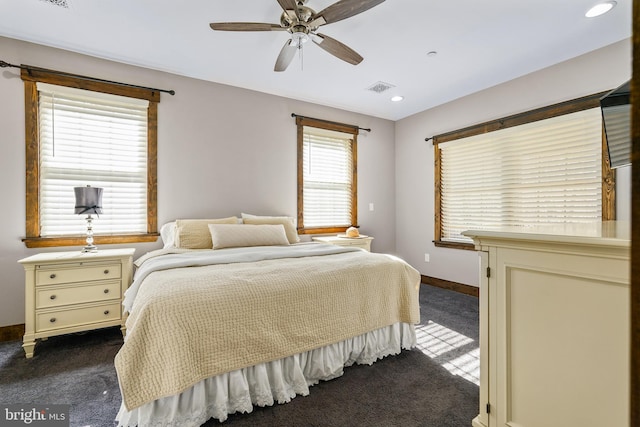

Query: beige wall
[0,36,397,327]
[395,39,632,287]
[0,36,632,327]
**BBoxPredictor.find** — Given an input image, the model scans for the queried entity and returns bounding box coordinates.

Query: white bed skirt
[116,322,416,426]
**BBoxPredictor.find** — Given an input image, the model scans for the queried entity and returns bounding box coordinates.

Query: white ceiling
[0,0,632,120]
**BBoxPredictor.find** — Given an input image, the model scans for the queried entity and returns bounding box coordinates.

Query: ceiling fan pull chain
[299,44,304,71]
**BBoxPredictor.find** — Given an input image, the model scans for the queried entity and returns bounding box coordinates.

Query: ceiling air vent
[367,81,395,94]
[39,0,69,7]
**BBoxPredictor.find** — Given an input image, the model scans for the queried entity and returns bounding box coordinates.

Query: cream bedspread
[115,244,421,411]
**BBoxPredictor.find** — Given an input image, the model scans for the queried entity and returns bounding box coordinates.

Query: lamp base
[82,244,98,253]
[82,214,98,253]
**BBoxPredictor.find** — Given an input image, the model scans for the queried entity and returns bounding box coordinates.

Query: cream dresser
[19,248,135,358]
[312,235,374,251]
[464,222,629,427]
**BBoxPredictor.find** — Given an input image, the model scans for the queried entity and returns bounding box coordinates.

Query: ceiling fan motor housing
[280,5,315,28]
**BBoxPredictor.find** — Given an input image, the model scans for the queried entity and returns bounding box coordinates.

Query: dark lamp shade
[74,186,103,215]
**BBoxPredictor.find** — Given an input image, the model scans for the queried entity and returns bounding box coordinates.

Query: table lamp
[74,185,103,252]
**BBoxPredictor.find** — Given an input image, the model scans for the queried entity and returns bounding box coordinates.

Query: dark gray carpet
[0,285,478,427]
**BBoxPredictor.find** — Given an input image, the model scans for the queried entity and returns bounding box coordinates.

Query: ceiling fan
[209,0,385,72]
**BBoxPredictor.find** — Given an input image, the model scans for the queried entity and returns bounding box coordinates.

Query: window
[22,67,159,248]
[296,116,358,234]
[434,94,615,249]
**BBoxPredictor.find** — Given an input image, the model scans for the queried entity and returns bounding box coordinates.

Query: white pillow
[160,222,177,248]
[208,224,289,249]
[240,213,300,244]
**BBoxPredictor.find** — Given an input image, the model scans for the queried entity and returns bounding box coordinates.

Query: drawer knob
[49,295,56,300]
[103,289,110,294]
[103,269,109,275]
[49,274,56,279]
[104,310,110,315]
[49,318,56,323]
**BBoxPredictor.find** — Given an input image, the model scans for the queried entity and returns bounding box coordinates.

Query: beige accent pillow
[208,224,289,249]
[242,216,300,244]
[175,217,238,249]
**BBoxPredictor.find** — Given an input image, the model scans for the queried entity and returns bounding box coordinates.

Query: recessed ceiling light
[426,51,438,57]
[391,96,404,102]
[585,1,616,17]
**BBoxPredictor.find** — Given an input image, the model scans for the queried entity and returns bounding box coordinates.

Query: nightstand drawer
[312,235,374,252]
[36,263,121,286]
[36,281,121,309]
[36,302,121,332]
[335,240,367,247]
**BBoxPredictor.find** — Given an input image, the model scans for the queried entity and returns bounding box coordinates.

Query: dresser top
[463,221,630,249]
[19,248,136,264]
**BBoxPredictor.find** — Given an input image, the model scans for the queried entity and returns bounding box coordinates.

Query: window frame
[21,67,159,248]
[433,93,616,250]
[296,116,358,235]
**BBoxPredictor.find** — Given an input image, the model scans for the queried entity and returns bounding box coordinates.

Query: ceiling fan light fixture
[585,1,617,17]
[290,25,309,47]
[291,31,309,46]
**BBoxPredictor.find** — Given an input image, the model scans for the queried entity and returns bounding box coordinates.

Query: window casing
[434,93,615,249]
[22,67,159,248]
[296,116,358,234]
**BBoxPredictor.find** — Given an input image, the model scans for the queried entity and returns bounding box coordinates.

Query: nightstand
[18,248,135,358]
[312,235,374,252]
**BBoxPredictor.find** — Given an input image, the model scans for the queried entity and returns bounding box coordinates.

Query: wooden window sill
[433,240,476,251]
[298,226,351,235]
[22,234,159,248]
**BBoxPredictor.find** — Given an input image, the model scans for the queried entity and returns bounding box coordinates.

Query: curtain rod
[291,113,371,132]
[0,60,175,96]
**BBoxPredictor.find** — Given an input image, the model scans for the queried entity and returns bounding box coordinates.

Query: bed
[115,217,421,426]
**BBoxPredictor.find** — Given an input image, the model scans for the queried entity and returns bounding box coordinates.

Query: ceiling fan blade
[311,0,385,26]
[210,22,285,31]
[313,33,363,65]
[276,0,301,21]
[274,39,298,72]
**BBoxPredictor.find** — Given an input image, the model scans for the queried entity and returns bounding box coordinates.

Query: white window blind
[439,107,603,243]
[603,103,631,167]
[303,127,353,228]
[37,82,149,237]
